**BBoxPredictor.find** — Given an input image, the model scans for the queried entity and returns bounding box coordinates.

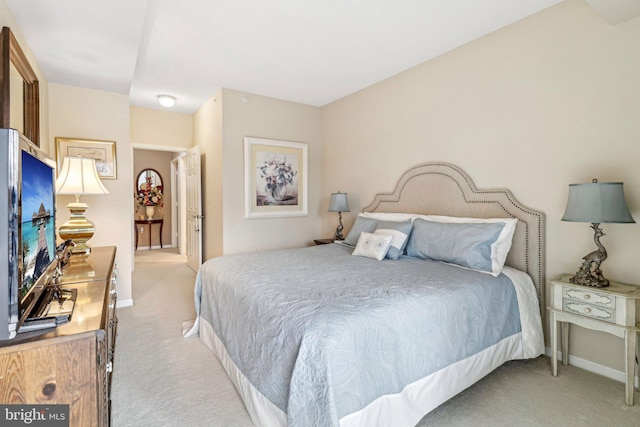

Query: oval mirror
[137,169,163,192]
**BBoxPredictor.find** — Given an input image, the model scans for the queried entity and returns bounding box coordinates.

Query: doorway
[132,144,188,265]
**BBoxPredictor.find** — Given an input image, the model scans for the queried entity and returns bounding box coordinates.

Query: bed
[184,162,546,427]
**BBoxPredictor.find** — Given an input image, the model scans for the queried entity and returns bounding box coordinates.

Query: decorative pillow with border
[420,215,517,275]
[405,218,506,274]
[373,220,413,260]
[352,232,393,261]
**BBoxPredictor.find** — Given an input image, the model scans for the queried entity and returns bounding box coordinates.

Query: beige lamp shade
[56,157,110,197]
[56,157,109,255]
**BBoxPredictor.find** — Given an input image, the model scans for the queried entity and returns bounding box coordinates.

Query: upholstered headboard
[363,162,546,311]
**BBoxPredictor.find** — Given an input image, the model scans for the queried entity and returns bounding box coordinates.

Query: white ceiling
[3,0,589,114]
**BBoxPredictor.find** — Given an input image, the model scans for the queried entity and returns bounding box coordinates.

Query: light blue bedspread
[194,243,521,426]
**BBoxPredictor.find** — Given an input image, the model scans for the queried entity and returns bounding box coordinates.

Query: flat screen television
[0,128,58,340]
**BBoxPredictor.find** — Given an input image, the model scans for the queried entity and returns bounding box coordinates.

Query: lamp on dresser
[56,157,110,255]
[561,178,635,287]
[328,192,350,241]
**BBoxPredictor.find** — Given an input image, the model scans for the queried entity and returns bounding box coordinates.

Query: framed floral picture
[55,137,117,179]
[244,137,308,218]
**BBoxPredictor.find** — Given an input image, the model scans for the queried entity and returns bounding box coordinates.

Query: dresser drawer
[562,286,615,309]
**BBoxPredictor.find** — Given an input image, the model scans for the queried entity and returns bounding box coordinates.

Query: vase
[145,205,155,220]
[272,184,288,202]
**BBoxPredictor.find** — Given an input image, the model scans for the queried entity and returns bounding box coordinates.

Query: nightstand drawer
[562,286,615,309]
[562,299,615,322]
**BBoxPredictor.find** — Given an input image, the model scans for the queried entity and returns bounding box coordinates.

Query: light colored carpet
[112,249,640,426]
[111,249,252,427]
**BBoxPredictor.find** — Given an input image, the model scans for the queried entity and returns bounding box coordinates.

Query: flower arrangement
[135,176,164,207]
[258,155,297,201]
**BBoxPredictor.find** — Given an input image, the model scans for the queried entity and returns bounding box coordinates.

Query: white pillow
[360,212,417,222]
[373,220,412,260]
[352,232,393,261]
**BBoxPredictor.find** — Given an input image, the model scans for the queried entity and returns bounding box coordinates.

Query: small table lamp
[56,157,110,255]
[328,192,350,241]
[561,179,635,287]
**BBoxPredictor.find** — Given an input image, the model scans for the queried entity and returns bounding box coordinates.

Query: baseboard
[117,299,133,308]
[545,346,639,388]
[135,244,174,251]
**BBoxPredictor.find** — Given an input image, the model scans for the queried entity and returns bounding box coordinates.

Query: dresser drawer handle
[584,294,591,300]
[584,307,592,313]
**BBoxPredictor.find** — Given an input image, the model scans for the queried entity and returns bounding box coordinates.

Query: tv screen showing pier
[20,150,56,301]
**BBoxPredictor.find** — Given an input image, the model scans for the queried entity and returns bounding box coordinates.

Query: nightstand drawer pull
[584,294,590,300]
[563,300,614,322]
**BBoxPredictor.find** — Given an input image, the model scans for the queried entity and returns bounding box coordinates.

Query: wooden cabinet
[0,246,117,426]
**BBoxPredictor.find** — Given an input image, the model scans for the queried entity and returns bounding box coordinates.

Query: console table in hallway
[135,218,163,250]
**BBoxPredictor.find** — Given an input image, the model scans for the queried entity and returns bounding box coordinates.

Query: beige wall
[194,88,323,259]
[48,83,134,305]
[133,150,173,247]
[322,0,640,373]
[219,88,323,255]
[130,106,193,149]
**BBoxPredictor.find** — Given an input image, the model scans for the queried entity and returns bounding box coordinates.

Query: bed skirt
[198,316,524,427]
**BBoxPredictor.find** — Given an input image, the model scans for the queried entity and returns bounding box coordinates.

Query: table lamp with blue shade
[561,179,634,287]
[328,192,350,241]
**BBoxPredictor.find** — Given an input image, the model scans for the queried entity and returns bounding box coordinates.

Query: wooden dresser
[0,246,118,426]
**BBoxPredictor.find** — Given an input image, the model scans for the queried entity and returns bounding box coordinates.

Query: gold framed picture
[55,137,117,179]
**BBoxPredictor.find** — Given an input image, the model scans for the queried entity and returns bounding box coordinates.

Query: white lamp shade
[56,157,110,195]
[562,181,634,224]
[328,192,350,212]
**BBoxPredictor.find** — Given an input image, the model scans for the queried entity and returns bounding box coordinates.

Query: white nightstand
[548,274,640,405]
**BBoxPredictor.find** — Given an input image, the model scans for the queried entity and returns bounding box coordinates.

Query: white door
[186,146,203,272]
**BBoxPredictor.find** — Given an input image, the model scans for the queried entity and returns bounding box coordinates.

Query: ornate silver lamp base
[333,212,345,241]
[569,273,609,288]
[569,223,609,288]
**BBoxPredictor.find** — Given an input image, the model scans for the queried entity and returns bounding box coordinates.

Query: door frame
[130,143,189,268]
[170,153,187,254]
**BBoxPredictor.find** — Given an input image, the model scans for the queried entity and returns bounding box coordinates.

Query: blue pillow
[344,216,380,246]
[405,218,504,273]
[374,220,413,260]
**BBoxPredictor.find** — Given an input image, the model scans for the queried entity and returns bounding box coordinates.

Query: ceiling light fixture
[157,95,176,108]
